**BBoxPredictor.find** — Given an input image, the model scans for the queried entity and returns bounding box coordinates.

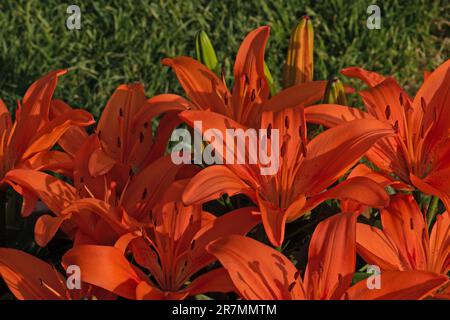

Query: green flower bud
[195,30,219,74]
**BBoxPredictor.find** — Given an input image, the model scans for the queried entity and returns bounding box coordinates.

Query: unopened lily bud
[323,78,348,105]
[264,62,277,96]
[195,30,219,74]
[283,16,314,88]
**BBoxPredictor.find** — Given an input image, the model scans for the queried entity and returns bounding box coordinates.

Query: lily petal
[189,206,260,275]
[50,99,89,158]
[21,109,94,160]
[121,155,180,219]
[359,77,409,137]
[207,235,305,300]
[135,281,186,300]
[304,212,357,299]
[346,163,411,190]
[11,70,67,154]
[296,119,394,196]
[0,248,66,300]
[186,268,236,296]
[35,214,69,247]
[97,83,146,164]
[341,67,386,87]
[88,148,116,177]
[162,57,230,115]
[4,169,77,214]
[263,81,327,113]
[356,223,404,270]
[22,150,73,178]
[347,270,448,300]
[296,177,389,221]
[411,59,450,143]
[429,211,450,274]
[182,165,254,206]
[62,245,144,300]
[380,194,427,270]
[232,26,270,122]
[257,193,287,247]
[305,104,373,127]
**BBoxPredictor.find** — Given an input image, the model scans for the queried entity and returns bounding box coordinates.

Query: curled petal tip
[161,57,173,66]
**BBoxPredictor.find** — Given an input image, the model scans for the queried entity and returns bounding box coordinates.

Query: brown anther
[117,137,121,148]
[119,108,124,117]
[139,132,144,143]
[144,122,148,128]
[399,92,404,106]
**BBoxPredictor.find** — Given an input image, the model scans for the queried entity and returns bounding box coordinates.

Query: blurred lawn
[0,0,448,118]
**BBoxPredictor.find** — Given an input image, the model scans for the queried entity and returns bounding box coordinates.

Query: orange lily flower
[356,194,449,282]
[0,248,114,300]
[305,60,450,207]
[163,26,328,128]
[89,83,189,176]
[207,212,448,300]
[61,191,260,300]
[4,150,182,247]
[4,82,191,246]
[181,106,394,246]
[0,70,94,184]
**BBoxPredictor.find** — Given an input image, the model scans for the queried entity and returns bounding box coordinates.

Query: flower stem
[427,196,439,229]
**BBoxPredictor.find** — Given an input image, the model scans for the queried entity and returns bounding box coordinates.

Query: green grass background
[0,0,448,118]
